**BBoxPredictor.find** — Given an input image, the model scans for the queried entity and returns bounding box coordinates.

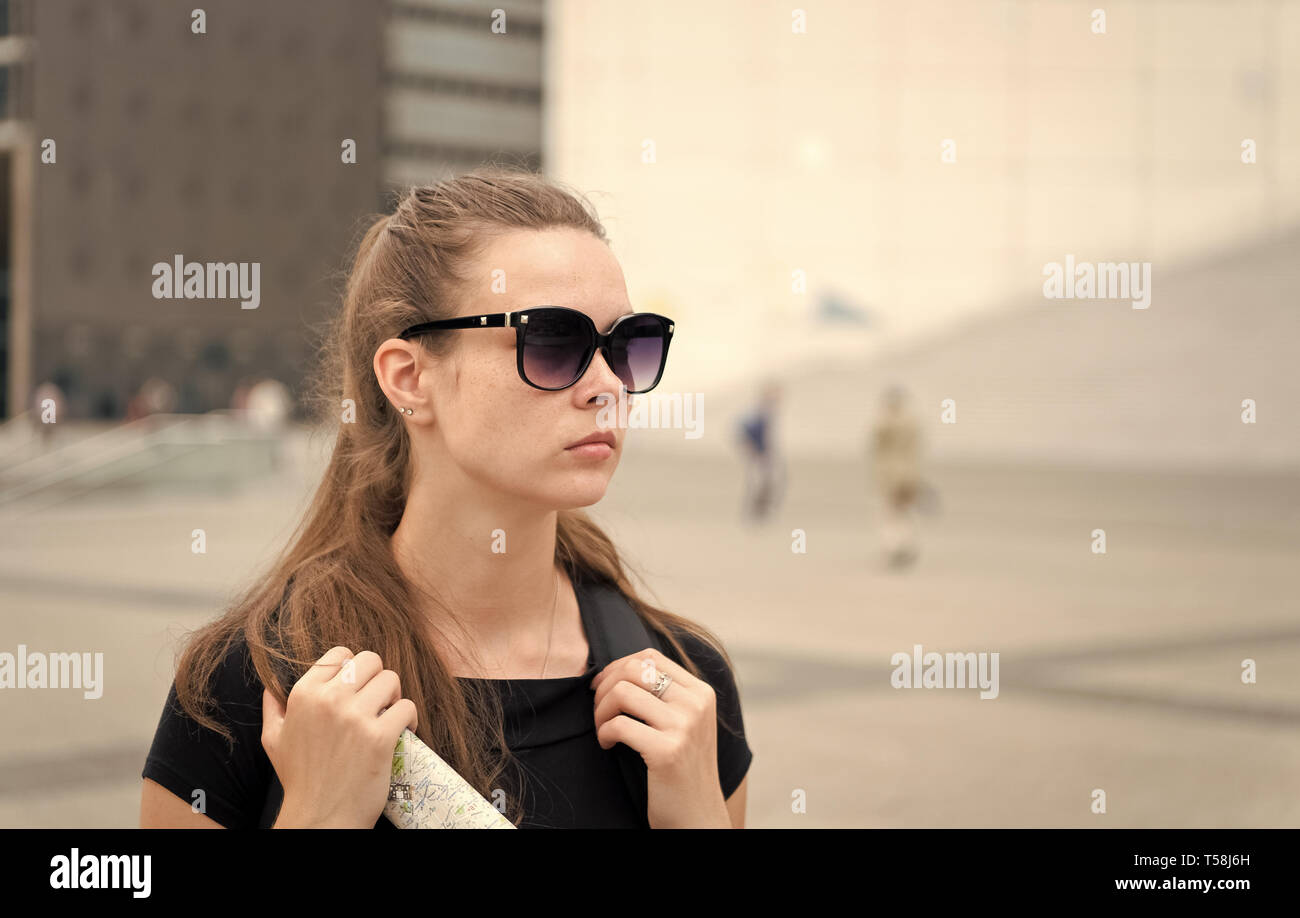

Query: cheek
[442,360,549,465]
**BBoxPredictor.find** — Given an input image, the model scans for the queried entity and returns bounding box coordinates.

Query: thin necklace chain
[469,567,562,679]
[538,567,561,678]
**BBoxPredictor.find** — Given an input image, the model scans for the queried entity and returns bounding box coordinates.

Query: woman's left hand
[591,648,731,828]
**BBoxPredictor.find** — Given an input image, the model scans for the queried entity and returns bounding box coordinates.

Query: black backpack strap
[583,579,659,661]
[264,573,664,827]
[579,576,664,825]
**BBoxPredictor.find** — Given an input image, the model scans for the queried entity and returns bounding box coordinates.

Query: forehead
[471,227,630,323]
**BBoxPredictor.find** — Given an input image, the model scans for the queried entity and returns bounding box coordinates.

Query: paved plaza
[1,428,1297,827]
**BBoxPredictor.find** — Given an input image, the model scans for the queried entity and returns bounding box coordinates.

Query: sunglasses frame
[397,306,675,393]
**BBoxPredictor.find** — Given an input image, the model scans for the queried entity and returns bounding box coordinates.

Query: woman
[138,168,753,829]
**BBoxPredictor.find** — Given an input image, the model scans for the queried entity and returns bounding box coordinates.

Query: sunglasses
[397,306,675,393]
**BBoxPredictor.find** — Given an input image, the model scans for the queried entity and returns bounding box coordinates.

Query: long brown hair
[168,166,740,827]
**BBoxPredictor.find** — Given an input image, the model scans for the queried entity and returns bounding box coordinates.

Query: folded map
[384,728,515,829]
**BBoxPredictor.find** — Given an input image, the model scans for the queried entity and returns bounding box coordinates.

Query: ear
[373,337,433,423]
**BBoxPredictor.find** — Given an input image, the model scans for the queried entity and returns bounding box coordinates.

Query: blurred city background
[1,0,1298,827]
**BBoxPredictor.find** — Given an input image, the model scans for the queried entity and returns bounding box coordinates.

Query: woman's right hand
[261,646,418,828]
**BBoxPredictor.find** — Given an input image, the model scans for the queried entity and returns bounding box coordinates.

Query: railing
[0,411,284,514]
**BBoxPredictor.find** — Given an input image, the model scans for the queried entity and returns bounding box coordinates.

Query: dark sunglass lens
[521,311,592,388]
[610,316,667,392]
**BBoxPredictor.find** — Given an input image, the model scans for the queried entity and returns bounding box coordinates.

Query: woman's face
[386,226,636,511]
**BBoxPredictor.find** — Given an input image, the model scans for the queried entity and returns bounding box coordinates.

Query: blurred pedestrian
[245,377,293,470]
[870,385,923,568]
[737,380,783,521]
[245,378,291,432]
[127,377,178,429]
[230,376,256,413]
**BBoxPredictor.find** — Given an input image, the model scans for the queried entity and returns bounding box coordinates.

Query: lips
[565,431,616,450]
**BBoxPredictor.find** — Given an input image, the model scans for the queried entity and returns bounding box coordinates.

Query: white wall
[545,0,1300,396]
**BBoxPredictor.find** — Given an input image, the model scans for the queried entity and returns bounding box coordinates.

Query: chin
[553,484,612,510]
[538,473,614,510]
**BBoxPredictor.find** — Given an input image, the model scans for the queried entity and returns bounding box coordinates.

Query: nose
[579,347,626,402]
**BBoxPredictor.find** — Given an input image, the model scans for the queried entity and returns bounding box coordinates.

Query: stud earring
[403,407,413,415]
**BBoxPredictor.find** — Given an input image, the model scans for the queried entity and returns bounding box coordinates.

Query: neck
[389,471,563,671]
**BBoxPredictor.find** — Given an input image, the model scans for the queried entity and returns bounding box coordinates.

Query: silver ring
[651,670,672,699]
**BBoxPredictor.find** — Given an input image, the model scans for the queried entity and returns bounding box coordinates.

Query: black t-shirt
[141,577,754,828]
